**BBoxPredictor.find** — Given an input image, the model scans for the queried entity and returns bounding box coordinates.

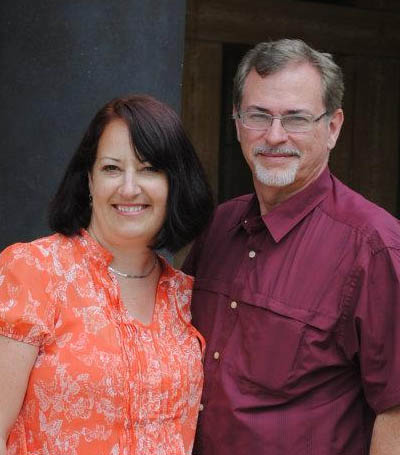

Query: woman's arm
[0,335,38,454]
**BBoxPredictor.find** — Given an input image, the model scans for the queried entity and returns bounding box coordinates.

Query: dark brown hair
[49,95,214,252]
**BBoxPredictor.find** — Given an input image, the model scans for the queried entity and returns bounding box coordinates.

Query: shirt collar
[158,255,179,286]
[233,167,332,243]
[264,167,332,242]
[78,230,180,286]
[78,229,113,266]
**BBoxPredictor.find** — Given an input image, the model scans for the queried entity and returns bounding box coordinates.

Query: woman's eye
[142,165,158,173]
[102,164,120,172]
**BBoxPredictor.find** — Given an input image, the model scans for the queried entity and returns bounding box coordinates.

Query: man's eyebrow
[244,106,312,115]
[285,109,312,115]
[245,105,270,112]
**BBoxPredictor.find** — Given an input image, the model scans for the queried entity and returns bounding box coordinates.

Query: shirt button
[199,403,204,411]
[230,301,238,309]
[213,351,220,360]
[249,250,256,258]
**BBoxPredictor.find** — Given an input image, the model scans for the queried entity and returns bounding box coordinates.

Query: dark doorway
[219,44,253,203]
[218,43,400,214]
[184,0,400,216]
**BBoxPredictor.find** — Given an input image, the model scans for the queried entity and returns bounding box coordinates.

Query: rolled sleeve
[0,243,54,346]
[354,247,400,413]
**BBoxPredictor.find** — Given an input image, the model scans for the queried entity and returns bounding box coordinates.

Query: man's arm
[351,247,400,454]
[370,406,400,455]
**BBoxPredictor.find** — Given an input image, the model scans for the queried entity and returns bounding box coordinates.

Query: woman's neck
[87,227,156,276]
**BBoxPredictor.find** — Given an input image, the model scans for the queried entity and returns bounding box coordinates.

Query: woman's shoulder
[159,257,194,290]
[0,233,79,276]
[1,232,66,262]
[158,257,194,324]
[1,232,69,253]
[0,234,70,344]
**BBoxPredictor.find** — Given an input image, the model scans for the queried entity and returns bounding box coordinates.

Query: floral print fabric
[0,231,204,455]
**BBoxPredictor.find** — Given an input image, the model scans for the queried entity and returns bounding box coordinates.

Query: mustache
[253,146,301,157]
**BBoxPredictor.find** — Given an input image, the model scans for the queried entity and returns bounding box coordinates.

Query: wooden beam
[176,39,223,267]
[187,0,400,58]
[351,57,399,213]
[181,39,223,197]
[329,55,357,185]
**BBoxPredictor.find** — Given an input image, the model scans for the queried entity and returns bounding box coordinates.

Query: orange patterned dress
[0,231,204,455]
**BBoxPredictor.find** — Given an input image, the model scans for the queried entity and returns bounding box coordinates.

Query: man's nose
[263,118,289,145]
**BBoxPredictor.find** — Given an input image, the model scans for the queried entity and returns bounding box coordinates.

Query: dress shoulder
[161,260,194,325]
[0,234,65,345]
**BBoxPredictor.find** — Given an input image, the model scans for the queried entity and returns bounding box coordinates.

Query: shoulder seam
[316,205,399,254]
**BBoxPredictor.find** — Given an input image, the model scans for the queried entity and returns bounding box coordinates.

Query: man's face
[234,62,343,196]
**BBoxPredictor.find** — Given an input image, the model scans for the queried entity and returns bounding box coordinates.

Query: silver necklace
[108,257,157,279]
[87,228,157,279]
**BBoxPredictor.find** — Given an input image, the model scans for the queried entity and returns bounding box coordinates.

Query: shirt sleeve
[182,230,208,277]
[347,246,400,414]
[172,272,194,324]
[0,243,55,346]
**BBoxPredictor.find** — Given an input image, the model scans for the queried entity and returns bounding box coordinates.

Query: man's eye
[247,113,268,122]
[285,116,310,126]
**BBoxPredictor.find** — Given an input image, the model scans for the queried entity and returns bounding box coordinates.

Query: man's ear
[327,108,344,150]
[233,107,241,143]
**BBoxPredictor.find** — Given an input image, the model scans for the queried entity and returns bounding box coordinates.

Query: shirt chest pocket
[223,296,335,398]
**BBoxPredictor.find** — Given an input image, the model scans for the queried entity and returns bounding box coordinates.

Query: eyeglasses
[233,111,328,133]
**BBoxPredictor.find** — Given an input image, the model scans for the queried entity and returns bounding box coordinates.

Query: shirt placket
[202,225,263,408]
[105,270,137,450]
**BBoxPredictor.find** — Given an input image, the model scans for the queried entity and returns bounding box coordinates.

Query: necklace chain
[87,228,157,280]
[108,257,157,279]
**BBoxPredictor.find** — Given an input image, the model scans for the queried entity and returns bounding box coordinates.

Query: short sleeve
[168,269,206,355]
[350,247,400,413]
[173,272,194,324]
[0,243,55,346]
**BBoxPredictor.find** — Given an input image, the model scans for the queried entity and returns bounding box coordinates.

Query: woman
[0,95,214,455]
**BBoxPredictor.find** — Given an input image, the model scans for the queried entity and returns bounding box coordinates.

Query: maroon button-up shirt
[183,168,400,455]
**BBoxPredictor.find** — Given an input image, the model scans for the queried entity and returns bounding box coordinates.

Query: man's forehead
[241,64,324,109]
[249,61,322,85]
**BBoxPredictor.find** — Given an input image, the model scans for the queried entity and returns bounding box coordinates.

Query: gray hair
[233,39,344,114]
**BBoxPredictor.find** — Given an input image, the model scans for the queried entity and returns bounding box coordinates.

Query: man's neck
[254,167,326,215]
[255,185,301,215]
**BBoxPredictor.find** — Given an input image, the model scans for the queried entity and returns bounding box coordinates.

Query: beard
[252,146,301,187]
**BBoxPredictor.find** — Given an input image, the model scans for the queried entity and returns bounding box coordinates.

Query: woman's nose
[118,173,141,198]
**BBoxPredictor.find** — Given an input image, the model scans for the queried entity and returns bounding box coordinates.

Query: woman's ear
[88,172,93,196]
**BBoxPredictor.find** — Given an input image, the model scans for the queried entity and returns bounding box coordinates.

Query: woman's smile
[112,204,149,215]
[88,119,168,248]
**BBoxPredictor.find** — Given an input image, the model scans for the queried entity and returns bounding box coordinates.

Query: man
[183,39,400,455]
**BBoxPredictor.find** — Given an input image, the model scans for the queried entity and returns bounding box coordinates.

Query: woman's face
[88,119,168,249]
